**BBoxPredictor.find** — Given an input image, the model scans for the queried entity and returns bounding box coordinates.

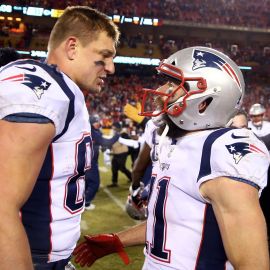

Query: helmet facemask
[138,61,207,120]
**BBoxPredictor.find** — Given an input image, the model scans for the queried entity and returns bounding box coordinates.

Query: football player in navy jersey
[0,6,119,270]
[73,47,269,270]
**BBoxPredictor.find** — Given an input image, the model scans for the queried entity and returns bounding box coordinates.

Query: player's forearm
[0,209,33,270]
[131,168,147,188]
[116,221,146,247]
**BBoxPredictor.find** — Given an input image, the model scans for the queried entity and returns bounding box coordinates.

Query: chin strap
[158,124,169,169]
[225,117,233,128]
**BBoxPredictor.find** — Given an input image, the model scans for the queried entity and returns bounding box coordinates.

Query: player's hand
[125,182,148,220]
[129,182,145,208]
[73,233,130,267]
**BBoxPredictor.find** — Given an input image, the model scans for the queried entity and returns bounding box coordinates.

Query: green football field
[72,154,145,270]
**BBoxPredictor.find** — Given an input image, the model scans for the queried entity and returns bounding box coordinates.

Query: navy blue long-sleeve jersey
[91,126,119,163]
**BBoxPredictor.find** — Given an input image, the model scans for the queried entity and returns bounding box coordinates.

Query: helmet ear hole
[198,97,213,113]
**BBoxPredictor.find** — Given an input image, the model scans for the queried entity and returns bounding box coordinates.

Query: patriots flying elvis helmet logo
[226,142,265,164]
[1,73,51,99]
[192,49,242,90]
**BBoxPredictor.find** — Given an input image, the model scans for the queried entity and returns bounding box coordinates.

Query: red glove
[73,233,130,267]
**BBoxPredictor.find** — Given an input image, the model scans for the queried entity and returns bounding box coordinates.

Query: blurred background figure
[127,128,140,166]
[107,122,132,187]
[0,47,20,67]
[103,148,112,166]
[248,103,270,136]
[84,115,119,210]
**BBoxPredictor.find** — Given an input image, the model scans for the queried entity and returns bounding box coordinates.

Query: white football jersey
[142,119,157,145]
[248,120,270,137]
[143,127,269,270]
[0,60,92,262]
[144,119,159,163]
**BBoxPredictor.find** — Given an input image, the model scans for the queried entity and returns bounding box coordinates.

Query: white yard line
[100,183,126,211]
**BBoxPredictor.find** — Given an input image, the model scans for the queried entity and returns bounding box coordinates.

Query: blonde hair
[48,6,120,50]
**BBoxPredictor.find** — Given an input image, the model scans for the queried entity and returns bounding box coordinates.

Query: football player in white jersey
[0,6,119,270]
[248,103,270,136]
[73,47,270,270]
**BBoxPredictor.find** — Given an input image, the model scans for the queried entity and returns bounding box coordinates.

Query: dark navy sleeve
[3,113,53,124]
[92,128,120,148]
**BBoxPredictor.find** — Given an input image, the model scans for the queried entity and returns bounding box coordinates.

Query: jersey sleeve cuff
[0,104,62,135]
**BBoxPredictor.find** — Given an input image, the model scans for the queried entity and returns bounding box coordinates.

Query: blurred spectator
[108,122,132,187]
[9,0,270,28]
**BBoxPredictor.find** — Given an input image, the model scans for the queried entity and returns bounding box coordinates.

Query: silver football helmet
[125,194,147,220]
[249,103,265,116]
[139,46,245,131]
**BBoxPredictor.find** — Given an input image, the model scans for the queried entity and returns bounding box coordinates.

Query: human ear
[198,101,207,113]
[65,37,78,60]
[198,97,213,113]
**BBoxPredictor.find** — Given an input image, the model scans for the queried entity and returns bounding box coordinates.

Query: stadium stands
[7,0,270,28]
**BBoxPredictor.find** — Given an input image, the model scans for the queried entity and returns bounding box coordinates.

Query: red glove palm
[73,233,130,267]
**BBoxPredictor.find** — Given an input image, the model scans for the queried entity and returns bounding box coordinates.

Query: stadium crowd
[6,0,270,28]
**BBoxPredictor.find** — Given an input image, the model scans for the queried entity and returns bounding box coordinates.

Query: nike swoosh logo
[231,133,249,139]
[16,66,37,72]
